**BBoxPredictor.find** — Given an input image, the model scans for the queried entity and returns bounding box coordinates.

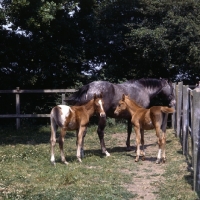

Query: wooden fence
[0,87,76,129]
[173,82,200,191]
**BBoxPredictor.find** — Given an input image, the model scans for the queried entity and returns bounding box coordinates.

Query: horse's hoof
[64,161,69,165]
[51,161,56,166]
[77,158,82,163]
[156,159,161,164]
[162,158,166,163]
[135,158,139,162]
[105,151,110,157]
[141,156,145,161]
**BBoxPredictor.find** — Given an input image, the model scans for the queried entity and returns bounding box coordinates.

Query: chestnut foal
[114,94,174,164]
[50,93,106,165]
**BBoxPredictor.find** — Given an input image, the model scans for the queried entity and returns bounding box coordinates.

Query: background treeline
[0,0,200,125]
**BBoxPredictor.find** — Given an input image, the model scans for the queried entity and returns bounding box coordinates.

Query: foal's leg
[161,113,168,162]
[76,126,86,162]
[134,126,141,162]
[50,118,57,165]
[97,117,110,156]
[155,126,163,164]
[126,119,132,151]
[58,128,68,165]
[161,132,166,163]
[140,129,145,161]
[81,128,87,158]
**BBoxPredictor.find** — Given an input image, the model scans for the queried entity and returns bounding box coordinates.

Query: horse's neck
[125,99,141,114]
[144,85,163,98]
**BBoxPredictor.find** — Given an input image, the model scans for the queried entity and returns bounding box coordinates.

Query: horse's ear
[100,92,103,98]
[122,94,125,101]
[160,78,168,86]
[93,93,97,99]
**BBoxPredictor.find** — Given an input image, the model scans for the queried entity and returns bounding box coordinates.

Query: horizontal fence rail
[0,87,76,129]
[0,89,76,93]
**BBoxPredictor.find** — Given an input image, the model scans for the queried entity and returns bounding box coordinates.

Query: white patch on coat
[157,149,162,159]
[57,105,71,125]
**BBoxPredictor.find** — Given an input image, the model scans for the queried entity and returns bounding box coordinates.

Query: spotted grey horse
[65,78,176,157]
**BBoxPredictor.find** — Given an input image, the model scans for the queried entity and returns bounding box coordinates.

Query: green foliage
[1,0,200,90]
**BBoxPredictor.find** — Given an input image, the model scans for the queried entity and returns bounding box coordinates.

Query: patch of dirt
[112,130,165,200]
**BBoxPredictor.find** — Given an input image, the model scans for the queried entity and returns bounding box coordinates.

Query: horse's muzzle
[114,111,119,116]
[169,99,176,107]
[100,112,106,118]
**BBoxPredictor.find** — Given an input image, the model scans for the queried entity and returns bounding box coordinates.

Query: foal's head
[114,94,129,116]
[93,93,106,118]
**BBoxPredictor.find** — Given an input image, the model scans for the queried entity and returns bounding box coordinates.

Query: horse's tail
[161,106,175,114]
[65,84,90,105]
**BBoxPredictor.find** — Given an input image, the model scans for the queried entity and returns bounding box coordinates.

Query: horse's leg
[126,119,132,151]
[76,126,86,162]
[134,126,141,162]
[58,128,68,165]
[140,129,145,161]
[97,117,110,156]
[50,118,57,165]
[161,113,168,134]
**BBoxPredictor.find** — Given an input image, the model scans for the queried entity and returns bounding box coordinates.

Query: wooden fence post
[171,83,176,130]
[16,87,20,130]
[182,85,189,155]
[176,82,183,138]
[192,90,200,191]
[62,94,66,105]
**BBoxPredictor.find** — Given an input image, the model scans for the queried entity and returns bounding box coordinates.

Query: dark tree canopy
[0,0,200,89]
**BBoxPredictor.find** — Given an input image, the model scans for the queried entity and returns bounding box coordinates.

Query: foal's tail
[161,107,175,114]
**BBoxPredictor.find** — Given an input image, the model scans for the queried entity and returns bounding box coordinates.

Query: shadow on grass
[0,126,76,145]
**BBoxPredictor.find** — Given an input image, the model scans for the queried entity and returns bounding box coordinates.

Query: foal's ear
[99,92,103,98]
[93,93,97,99]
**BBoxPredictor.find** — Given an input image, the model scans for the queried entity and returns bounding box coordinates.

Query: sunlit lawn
[0,122,199,199]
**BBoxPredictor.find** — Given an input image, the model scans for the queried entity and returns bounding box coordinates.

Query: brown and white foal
[114,94,174,164]
[50,94,106,165]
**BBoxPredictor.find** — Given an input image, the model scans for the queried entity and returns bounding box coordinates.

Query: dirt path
[113,130,165,200]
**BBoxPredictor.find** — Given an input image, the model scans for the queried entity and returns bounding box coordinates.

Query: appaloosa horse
[50,93,106,165]
[114,94,175,163]
[66,78,176,156]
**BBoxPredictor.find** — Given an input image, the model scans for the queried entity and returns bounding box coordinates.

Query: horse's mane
[124,78,164,88]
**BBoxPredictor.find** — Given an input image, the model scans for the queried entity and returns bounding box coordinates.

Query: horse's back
[66,81,113,105]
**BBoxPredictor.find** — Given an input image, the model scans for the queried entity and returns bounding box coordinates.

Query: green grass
[0,124,199,199]
[158,129,200,200]
[0,124,136,199]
